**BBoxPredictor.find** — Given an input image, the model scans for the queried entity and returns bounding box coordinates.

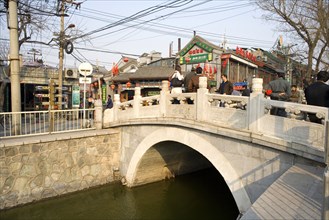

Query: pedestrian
[241,85,250,96]
[106,95,113,109]
[217,74,233,95]
[305,70,329,124]
[216,74,233,107]
[184,66,196,92]
[289,85,301,103]
[187,66,203,92]
[169,65,184,94]
[268,72,291,117]
[87,96,94,108]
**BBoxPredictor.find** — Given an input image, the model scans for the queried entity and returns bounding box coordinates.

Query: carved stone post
[113,94,120,121]
[323,121,329,219]
[248,78,263,132]
[196,77,208,121]
[94,99,103,130]
[134,87,142,118]
[160,80,170,117]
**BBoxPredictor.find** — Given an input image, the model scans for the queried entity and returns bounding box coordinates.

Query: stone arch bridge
[102,79,328,219]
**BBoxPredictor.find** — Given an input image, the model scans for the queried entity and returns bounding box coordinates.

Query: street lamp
[58,23,75,110]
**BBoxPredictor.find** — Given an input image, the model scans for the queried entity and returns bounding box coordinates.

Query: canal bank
[0,130,122,210]
[0,168,240,220]
[1,129,216,210]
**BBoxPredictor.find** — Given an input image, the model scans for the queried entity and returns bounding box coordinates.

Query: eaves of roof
[129,66,174,80]
[179,35,221,56]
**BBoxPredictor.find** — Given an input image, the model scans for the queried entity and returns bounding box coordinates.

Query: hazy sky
[2,0,283,70]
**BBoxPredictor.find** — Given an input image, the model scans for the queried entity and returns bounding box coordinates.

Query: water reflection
[0,168,239,220]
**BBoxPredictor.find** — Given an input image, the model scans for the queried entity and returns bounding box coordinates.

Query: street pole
[58,0,65,110]
[8,0,21,134]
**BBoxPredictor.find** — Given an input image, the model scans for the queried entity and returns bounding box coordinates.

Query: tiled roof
[129,66,175,80]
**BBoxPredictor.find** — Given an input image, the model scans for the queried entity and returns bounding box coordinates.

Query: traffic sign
[78,62,93,76]
[79,77,91,84]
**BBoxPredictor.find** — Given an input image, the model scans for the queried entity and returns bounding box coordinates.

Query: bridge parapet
[103,77,328,161]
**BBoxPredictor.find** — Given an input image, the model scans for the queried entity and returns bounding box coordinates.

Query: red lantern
[185,57,190,63]
[123,57,129,62]
[126,81,131,88]
[110,84,115,90]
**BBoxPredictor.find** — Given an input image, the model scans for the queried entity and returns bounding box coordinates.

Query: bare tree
[255,0,328,75]
[0,0,60,111]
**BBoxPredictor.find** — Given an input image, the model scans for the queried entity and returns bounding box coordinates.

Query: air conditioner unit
[65,68,78,78]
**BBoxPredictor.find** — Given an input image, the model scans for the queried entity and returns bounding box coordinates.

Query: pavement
[241,164,324,220]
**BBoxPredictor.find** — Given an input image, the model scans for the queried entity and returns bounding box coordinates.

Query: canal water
[0,168,239,220]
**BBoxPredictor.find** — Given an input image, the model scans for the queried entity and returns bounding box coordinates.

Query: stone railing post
[248,78,263,132]
[160,80,170,117]
[133,87,142,118]
[94,99,103,130]
[196,77,209,121]
[113,94,120,122]
[323,120,329,220]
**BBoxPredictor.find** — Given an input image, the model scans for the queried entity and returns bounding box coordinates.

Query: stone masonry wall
[0,131,121,210]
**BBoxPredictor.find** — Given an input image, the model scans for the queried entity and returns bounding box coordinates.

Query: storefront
[178,35,222,88]
[220,47,258,87]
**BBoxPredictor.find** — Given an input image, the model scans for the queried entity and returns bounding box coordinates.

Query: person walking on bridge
[188,66,204,92]
[268,72,291,116]
[305,70,329,123]
[184,66,196,92]
[217,74,233,95]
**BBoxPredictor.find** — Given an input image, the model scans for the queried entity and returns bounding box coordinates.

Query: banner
[102,84,107,104]
[72,85,80,108]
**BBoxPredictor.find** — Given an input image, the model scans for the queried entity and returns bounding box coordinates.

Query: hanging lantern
[126,81,131,88]
[123,57,129,62]
[110,84,115,90]
[185,57,190,63]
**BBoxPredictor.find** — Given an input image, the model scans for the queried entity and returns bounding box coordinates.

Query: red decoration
[265,89,272,96]
[185,57,190,63]
[222,59,228,69]
[112,63,119,76]
[214,67,217,73]
[123,57,129,62]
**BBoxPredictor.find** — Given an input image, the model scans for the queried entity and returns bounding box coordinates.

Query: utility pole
[8,0,21,133]
[58,0,65,110]
[27,48,41,62]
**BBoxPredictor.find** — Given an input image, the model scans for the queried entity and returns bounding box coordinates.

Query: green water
[0,168,239,220]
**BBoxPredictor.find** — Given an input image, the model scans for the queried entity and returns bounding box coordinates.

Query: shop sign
[147,91,160,96]
[180,53,213,64]
[79,77,91,84]
[72,85,80,108]
[233,82,248,90]
[209,80,217,87]
[102,84,107,104]
[179,40,213,56]
[235,46,256,62]
[35,86,49,91]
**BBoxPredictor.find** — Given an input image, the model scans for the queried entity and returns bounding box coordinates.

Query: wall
[0,130,121,210]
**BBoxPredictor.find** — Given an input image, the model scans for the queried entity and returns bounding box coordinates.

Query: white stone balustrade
[103,78,329,157]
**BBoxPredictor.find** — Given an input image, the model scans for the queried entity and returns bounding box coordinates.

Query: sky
[1,0,282,70]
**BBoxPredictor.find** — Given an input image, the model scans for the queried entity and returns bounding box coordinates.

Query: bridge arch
[124,127,252,212]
